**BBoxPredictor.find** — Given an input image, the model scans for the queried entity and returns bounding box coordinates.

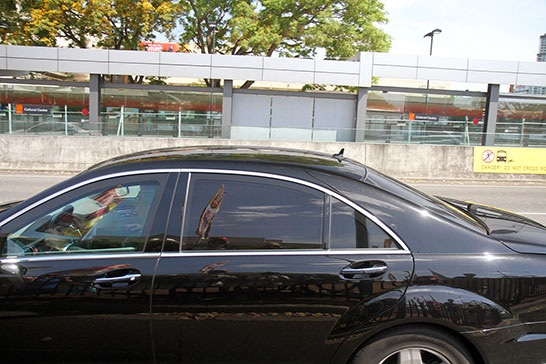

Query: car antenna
[333,148,345,162]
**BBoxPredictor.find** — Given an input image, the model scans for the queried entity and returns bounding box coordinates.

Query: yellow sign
[474,147,546,174]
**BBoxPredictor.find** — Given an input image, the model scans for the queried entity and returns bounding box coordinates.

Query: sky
[381,0,546,62]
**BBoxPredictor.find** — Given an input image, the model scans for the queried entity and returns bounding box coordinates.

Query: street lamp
[423,28,441,100]
[423,28,442,56]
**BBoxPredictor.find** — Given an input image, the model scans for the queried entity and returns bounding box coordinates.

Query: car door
[151,171,414,363]
[0,172,177,363]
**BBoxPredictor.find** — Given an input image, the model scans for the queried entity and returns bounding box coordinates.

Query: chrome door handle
[340,262,387,280]
[340,266,387,275]
[93,273,141,288]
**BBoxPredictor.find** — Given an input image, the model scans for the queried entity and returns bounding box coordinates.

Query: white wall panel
[264,57,314,71]
[7,45,57,59]
[109,50,159,64]
[0,45,6,57]
[159,64,211,78]
[468,59,518,73]
[262,69,314,83]
[271,96,313,128]
[314,98,356,129]
[59,60,108,74]
[518,61,546,74]
[232,94,271,127]
[59,48,108,62]
[418,56,467,70]
[358,52,373,87]
[374,53,418,67]
[7,58,57,72]
[212,54,262,68]
[417,67,467,82]
[211,67,262,81]
[315,59,359,74]
[161,52,211,66]
[467,71,517,84]
[314,72,359,86]
[373,65,418,79]
[109,63,160,76]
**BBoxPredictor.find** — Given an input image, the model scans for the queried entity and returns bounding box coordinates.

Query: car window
[330,197,400,249]
[3,181,160,256]
[182,174,325,250]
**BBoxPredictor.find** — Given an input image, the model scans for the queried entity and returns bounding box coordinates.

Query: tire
[351,326,474,364]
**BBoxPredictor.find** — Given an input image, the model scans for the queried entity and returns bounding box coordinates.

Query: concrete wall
[1,135,545,181]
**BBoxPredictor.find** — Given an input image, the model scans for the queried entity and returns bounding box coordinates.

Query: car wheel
[351,326,474,364]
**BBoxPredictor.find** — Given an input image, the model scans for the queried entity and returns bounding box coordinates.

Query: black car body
[0,146,546,364]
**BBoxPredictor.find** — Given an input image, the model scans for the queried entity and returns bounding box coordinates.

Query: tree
[178,0,391,87]
[1,0,177,49]
[2,0,391,87]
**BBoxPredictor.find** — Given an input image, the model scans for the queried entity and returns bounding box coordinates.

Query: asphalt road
[0,173,545,225]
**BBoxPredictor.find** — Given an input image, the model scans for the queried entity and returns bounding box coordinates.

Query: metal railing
[1,108,545,147]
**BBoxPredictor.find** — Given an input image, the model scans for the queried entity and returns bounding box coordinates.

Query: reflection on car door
[0,172,177,362]
[151,172,413,363]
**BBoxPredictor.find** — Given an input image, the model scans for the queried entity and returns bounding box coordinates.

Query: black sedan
[1,146,546,364]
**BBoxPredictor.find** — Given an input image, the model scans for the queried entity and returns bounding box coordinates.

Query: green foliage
[1,0,178,48]
[178,0,390,59]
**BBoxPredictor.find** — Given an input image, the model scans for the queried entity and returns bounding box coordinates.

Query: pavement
[0,172,545,225]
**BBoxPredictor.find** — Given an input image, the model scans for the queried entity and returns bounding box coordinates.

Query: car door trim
[0,167,410,254]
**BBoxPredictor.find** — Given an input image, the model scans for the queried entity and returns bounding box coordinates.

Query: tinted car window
[330,197,399,249]
[182,174,325,250]
[3,181,160,256]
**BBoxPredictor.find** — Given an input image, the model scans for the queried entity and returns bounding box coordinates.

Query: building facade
[1,45,546,148]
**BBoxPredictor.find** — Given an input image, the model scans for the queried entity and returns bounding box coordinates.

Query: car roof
[82,145,368,181]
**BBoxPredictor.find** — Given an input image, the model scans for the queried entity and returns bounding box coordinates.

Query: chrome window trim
[161,249,411,258]
[1,253,161,263]
[0,167,411,256]
[0,169,177,228]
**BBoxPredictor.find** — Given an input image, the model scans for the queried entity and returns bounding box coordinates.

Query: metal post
[178,108,182,138]
[482,84,500,146]
[464,116,470,145]
[89,74,102,135]
[520,118,526,146]
[408,120,412,143]
[117,105,125,137]
[221,80,233,139]
[64,105,68,135]
[8,103,12,135]
[355,87,369,142]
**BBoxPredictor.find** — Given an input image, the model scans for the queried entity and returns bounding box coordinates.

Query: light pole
[423,28,441,89]
[423,28,441,112]
[424,28,442,56]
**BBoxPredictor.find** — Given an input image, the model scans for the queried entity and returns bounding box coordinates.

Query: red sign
[140,42,180,52]
[408,113,415,120]
[81,108,89,116]
[472,117,479,125]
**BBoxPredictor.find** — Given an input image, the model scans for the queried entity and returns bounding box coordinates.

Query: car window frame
[171,169,410,255]
[181,172,329,252]
[0,170,175,259]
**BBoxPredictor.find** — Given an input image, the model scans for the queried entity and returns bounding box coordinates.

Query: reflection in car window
[183,174,324,250]
[330,198,399,249]
[3,182,159,256]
